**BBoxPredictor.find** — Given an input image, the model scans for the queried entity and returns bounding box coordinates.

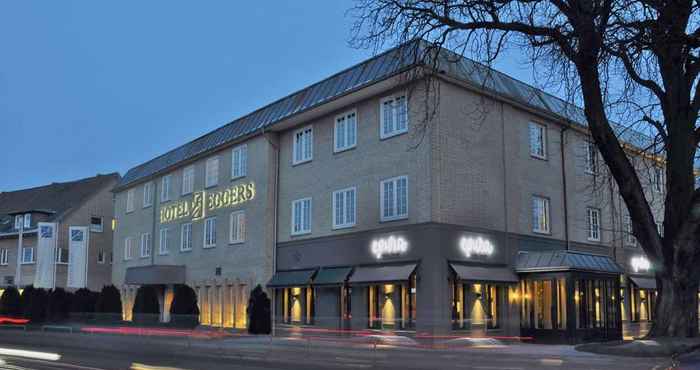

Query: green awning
[267,269,317,288]
[630,276,656,290]
[348,263,417,285]
[313,267,353,286]
[450,263,518,284]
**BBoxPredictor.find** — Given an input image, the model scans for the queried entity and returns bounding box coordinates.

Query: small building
[0,173,119,291]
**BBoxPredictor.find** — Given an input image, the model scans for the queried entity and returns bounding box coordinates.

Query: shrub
[246,285,271,334]
[95,285,122,314]
[0,287,22,316]
[132,286,159,323]
[47,288,72,322]
[169,285,199,328]
[21,286,48,322]
[70,288,98,314]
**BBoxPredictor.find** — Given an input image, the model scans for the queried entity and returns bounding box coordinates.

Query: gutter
[560,126,571,251]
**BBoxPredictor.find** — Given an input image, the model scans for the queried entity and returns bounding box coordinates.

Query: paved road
[0,340,675,370]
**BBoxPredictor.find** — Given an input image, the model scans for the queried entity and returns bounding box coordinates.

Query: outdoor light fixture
[459,236,494,258]
[630,256,651,273]
[371,236,408,259]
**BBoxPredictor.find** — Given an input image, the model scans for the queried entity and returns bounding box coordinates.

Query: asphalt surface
[0,331,676,370]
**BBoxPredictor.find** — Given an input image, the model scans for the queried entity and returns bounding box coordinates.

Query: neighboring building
[112,41,662,343]
[0,173,119,291]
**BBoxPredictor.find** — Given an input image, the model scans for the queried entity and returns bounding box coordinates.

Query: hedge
[0,287,22,316]
[247,285,271,334]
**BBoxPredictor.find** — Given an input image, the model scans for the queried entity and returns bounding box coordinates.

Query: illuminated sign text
[631,256,651,273]
[160,182,255,223]
[460,236,494,258]
[371,236,408,259]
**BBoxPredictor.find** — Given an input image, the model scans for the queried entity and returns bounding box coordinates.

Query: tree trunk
[648,275,699,337]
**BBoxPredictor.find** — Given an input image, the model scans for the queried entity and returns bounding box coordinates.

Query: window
[182,165,195,195]
[231,145,248,179]
[205,156,219,188]
[380,176,408,222]
[653,166,664,192]
[124,237,134,260]
[532,196,550,233]
[623,215,636,246]
[181,223,193,252]
[23,214,31,229]
[587,207,601,241]
[585,142,598,174]
[126,189,135,213]
[90,217,103,232]
[54,248,69,264]
[97,250,106,264]
[140,233,151,258]
[21,247,34,264]
[333,187,356,229]
[204,217,217,248]
[334,111,357,152]
[293,126,313,164]
[159,228,169,255]
[291,198,312,235]
[529,122,547,159]
[143,182,154,207]
[14,215,22,230]
[0,249,8,265]
[380,94,408,139]
[161,175,172,202]
[229,211,246,244]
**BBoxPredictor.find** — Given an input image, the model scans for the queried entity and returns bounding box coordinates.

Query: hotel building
[112,41,663,342]
[0,173,119,291]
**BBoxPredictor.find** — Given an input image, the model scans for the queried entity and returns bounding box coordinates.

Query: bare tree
[351,0,700,337]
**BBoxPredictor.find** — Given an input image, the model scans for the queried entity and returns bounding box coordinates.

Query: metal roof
[117,40,657,191]
[515,250,623,274]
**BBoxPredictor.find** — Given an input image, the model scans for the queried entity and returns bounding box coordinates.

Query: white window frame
[229,211,246,244]
[293,126,313,165]
[143,182,154,208]
[21,247,34,264]
[182,165,195,195]
[532,195,551,234]
[97,250,106,264]
[14,215,22,230]
[204,217,217,248]
[205,156,220,188]
[653,166,664,192]
[54,247,69,264]
[585,142,598,175]
[528,122,547,160]
[140,233,151,258]
[624,215,636,246]
[23,214,31,229]
[587,207,601,242]
[379,93,408,139]
[334,110,358,153]
[159,228,169,255]
[291,198,312,235]
[124,237,134,260]
[161,175,172,202]
[231,144,248,179]
[180,223,193,252]
[90,216,103,233]
[126,189,135,213]
[0,249,8,265]
[380,176,409,222]
[332,187,357,229]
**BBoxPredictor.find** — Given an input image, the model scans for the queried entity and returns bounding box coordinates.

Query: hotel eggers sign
[160,182,255,223]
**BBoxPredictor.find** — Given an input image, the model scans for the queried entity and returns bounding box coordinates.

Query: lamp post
[15,219,23,287]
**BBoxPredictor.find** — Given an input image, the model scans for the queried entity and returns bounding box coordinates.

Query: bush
[70,288,98,314]
[132,286,160,323]
[47,288,72,322]
[169,285,199,327]
[246,285,271,334]
[95,285,122,314]
[0,287,22,316]
[21,286,48,322]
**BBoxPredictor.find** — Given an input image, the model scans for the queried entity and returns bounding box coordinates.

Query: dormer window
[14,215,22,230]
[24,214,31,229]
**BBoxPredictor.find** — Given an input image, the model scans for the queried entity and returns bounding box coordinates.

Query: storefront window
[367,275,415,329]
[575,278,619,329]
[452,281,503,330]
[282,287,314,324]
[520,278,566,330]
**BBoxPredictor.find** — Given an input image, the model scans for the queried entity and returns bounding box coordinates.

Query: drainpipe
[560,126,570,251]
[262,127,280,336]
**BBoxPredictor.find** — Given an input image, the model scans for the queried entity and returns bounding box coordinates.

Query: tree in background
[169,285,199,327]
[95,285,122,314]
[352,0,700,338]
[246,285,271,334]
[0,287,22,317]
